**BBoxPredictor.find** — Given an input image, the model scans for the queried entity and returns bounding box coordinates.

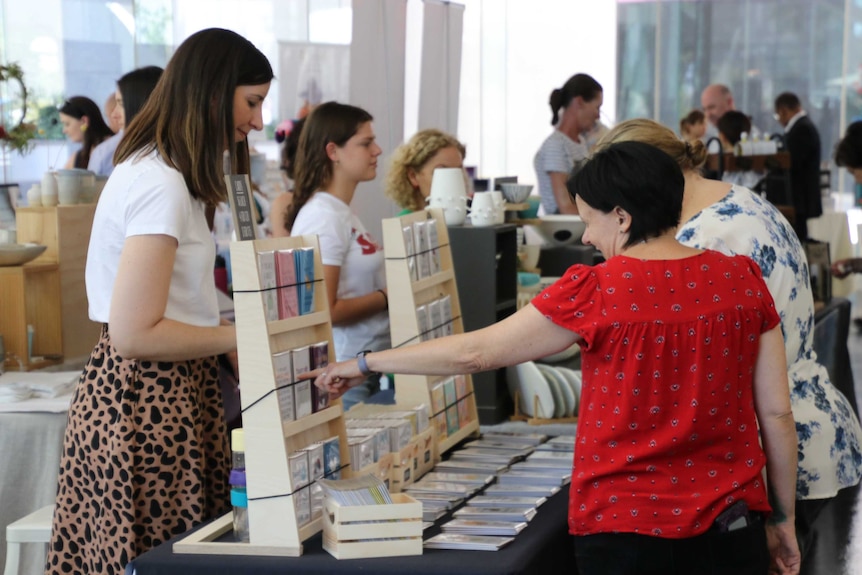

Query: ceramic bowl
[499,183,533,204]
[0,243,47,266]
[535,215,586,246]
[517,196,541,219]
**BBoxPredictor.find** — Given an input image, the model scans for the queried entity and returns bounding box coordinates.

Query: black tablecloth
[128,485,572,575]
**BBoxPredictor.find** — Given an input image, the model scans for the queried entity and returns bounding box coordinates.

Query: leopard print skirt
[46,326,230,575]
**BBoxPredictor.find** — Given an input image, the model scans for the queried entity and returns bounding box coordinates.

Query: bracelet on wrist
[357,349,377,376]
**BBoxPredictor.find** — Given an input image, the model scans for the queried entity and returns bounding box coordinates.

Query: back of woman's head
[60,96,114,168]
[117,66,164,127]
[549,73,602,125]
[716,111,751,146]
[280,117,306,181]
[595,118,708,173]
[386,128,466,211]
[116,28,273,206]
[835,121,862,169]
[285,101,373,231]
[569,140,684,248]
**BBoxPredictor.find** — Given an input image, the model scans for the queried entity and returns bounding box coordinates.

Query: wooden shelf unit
[174,235,350,558]
[0,262,63,370]
[16,205,101,360]
[381,209,480,456]
[447,224,519,424]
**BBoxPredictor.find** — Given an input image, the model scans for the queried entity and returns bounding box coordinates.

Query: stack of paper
[424,533,515,551]
[442,519,528,536]
[317,474,392,505]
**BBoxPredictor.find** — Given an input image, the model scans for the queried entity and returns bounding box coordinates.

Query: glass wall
[617,0,856,179]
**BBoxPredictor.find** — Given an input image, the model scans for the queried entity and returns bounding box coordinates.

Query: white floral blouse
[677,185,862,499]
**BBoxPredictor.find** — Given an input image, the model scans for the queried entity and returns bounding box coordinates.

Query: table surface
[129,484,572,575]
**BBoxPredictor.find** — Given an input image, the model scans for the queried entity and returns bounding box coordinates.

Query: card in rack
[256,250,279,322]
[439,294,454,336]
[274,248,299,319]
[310,340,330,412]
[294,247,316,315]
[273,350,295,423]
[292,346,313,419]
[430,381,446,415]
[413,221,431,279]
[323,436,342,480]
[425,218,441,275]
[402,224,419,282]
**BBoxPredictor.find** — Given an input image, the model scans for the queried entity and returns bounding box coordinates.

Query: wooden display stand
[173,235,351,557]
[381,209,480,456]
[0,262,63,370]
[15,205,101,361]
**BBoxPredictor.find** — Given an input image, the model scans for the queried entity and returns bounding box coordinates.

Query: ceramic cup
[428,195,468,226]
[41,171,58,207]
[0,228,16,243]
[470,192,497,227]
[56,169,82,205]
[429,167,468,202]
[74,169,96,203]
[26,184,41,207]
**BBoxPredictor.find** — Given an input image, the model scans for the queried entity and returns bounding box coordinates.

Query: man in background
[775,91,822,241]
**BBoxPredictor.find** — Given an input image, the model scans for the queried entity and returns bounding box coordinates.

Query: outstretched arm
[312,304,581,395]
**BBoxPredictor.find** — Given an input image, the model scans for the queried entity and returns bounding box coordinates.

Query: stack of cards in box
[430,375,472,440]
[415,294,453,342]
[317,474,393,506]
[402,218,442,283]
[273,341,330,425]
[287,438,334,526]
[256,247,316,322]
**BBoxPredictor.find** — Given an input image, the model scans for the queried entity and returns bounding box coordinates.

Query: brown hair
[595,118,708,172]
[115,28,273,206]
[549,74,603,125]
[285,101,374,232]
[679,109,705,135]
[386,129,466,212]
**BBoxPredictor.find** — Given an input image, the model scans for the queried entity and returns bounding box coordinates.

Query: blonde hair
[386,129,466,212]
[595,118,708,173]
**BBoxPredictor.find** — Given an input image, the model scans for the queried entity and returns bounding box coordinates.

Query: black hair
[716,110,752,146]
[116,66,164,127]
[567,141,684,248]
[774,92,801,111]
[281,117,306,180]
[58,96,114,168]
[549,73,602,125]
[835,121,862,169]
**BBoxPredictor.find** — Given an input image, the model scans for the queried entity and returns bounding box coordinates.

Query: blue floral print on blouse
[676,185,862,499]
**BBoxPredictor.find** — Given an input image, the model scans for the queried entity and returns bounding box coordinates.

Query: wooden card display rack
[381,209,480,456]
[173,235,351,557]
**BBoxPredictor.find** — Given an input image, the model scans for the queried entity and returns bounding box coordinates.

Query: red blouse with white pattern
[532,250,780,539]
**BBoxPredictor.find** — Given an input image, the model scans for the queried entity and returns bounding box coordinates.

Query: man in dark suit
[775,92,822,241]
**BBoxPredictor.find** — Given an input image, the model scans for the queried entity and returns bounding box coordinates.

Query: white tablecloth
[808,211,854,297]
[0,387,71,574]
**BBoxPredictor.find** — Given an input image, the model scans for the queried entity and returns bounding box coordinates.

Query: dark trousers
[574,518,769,575]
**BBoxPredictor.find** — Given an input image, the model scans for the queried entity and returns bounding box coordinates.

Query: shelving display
[173,235,350,558]
[447,224,518,424]
[382,209,480,456]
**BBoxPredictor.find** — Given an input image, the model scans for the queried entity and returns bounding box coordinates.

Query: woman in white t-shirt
[286,101,389,412]
[48,29,273,575]
[533,73,603,215]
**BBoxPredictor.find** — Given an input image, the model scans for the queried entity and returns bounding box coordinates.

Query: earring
[80,124,88,133]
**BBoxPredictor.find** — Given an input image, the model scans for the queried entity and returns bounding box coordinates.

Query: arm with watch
[306,304,581,395]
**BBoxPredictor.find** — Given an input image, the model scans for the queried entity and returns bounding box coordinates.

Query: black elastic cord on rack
[247,463,351,502]
[383,241,451,261]
[430,390,475,418]
[391,315,462,350]
[241,379,305,414]
[232,278,325,294]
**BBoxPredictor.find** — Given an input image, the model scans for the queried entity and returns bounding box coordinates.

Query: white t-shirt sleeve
[292,198,350,267]
[124,170,190,241]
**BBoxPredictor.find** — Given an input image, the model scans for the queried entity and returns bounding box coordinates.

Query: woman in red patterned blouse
[311,141,800,575]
